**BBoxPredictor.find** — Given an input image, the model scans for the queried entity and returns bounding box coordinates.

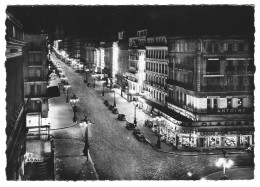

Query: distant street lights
[64,82,71,103]
[70,94,79,122]
[215,151,234,180]
[79,115,91,161]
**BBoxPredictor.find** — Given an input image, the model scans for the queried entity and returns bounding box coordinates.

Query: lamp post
[156,116,162,149]
[84,68,88,83]
[79,115,90,161]
[64,82,71,103]
[102,81,105,97]
[113,89,116,108]
[215,151,234,180]
[133,98,138,125]
[93,76,96,88]
[70,94,79,122]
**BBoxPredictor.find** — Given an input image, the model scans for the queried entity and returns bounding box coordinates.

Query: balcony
[200,85,254,92]
[25,77,47,82]
[166,79,194,90]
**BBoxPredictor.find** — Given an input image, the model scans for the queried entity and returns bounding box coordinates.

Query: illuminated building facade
[24,34,49,118]
[144,35,168,106]
[166,35,254,149]
[6,11,27,180]
[95,43,105,74]
[127,29,147,100]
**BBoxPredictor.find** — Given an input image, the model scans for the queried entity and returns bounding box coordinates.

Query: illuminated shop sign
[199,131,253,136]
[216,108,250,113]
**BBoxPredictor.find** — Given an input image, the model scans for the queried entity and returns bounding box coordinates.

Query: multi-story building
[5,11,27,180]
[144,35,168,106]
[85,42,97,71]
[116,31,129,96]
[72,38,81,59]
[127,29,147,101]
[165,35,254,149]
[24,34,49,118]
[95,42,105,74]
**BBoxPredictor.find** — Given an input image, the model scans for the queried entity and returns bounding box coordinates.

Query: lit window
[238,98,243,109]
[227,98,232,109]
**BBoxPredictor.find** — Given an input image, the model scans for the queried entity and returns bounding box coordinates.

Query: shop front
[176,130,254,149]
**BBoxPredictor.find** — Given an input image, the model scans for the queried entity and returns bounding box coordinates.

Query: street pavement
[46,88,98,180]
[204,167,254,180]
[50,53,254,180]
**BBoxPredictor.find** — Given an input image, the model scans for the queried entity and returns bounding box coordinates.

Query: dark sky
[6,5,255,40]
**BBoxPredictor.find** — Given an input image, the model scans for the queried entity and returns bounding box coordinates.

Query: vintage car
[144,119,153,127]
[104,100,109,107]
[118,114,126,121]
[112,107,118,114]
[135,133,146,142]
[126,122,136,130]
[132,128,141,135]
[108,105,113,110]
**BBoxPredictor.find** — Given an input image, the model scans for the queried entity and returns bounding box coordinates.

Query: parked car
[108,105,113,110]
[144,119,153,127]
[118,114,126,121]
[126,122,136,130]
[112,108,118,114]
[104,100,109,107]
[135,133,146,142]
[133,128,141,135]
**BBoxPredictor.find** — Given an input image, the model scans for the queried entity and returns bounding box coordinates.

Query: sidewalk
[47,78,98,180]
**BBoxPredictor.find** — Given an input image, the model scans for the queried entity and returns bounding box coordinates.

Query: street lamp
[79,115,90,161]
[84,68,88,83]
[101,79,105,97]
[215,151,234,180]
[132,98,138,125]
[70,94,79,122]
[64,82,71,103]
[113,87,116,108]
[155,116,162,149]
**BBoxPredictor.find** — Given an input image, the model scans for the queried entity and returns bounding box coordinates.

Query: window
[171,42,175,51]
[177,43,180,52]
[207,99,211,110]
[214,43,219,52]
[238,98,243,109]
[227,43,233,51]
[227,98,232,109]
[36,85,41,95]
[206,59,220,74]
[237,61,245,72]
[30,85,35,95]
[238,43,244,51]
[207,43,213,52]
[213,99,218,109]
[225,60,235,72]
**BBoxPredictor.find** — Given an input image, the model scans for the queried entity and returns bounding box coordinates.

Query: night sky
[6,5,255,40]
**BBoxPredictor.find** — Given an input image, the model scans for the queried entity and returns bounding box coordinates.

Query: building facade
[116,31,129,96]
[165,35,254,149]
[5,11,27,180]
[24,34,49,118]
[144,35,168,106]
[127,29,147,100]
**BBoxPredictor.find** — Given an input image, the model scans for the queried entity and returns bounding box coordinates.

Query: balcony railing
[166,79,194,90]
[200,85,254,92]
